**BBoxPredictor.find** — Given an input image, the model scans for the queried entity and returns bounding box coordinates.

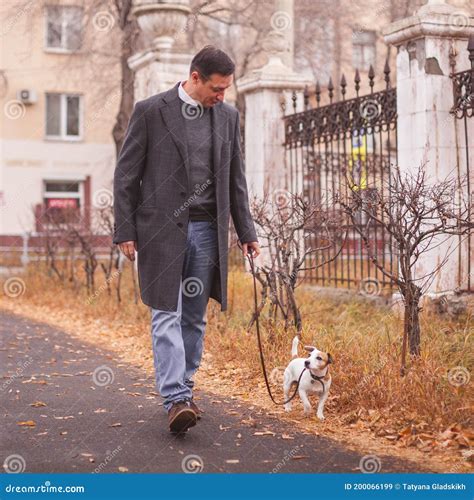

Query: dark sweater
[181,101,217,221]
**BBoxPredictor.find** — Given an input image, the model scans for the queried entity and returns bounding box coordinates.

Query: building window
[42,180,82,226]
[352,30,376,71]
[45,5,83,52]
[45,93,83,140]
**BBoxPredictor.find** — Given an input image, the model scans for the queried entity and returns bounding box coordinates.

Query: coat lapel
[160,84,190,180]
[211,103,224,182]
[161,83,228,190]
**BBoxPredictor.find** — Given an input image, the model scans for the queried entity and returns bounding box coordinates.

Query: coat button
[177,222,183,227]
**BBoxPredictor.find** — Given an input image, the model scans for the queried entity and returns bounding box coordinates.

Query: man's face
[191,71,234,107]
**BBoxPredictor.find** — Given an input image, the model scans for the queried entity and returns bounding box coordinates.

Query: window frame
[44,4,83,54]
[352,29,377,71]
[45,92,83,141]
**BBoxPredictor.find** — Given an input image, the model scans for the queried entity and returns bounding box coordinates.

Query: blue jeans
[150,220,219,412]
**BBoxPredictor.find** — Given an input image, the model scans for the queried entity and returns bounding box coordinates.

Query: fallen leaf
[30,401,47,407]
[118,466,129,472]
[17,420,36,427]
[110,423,122,427]
[226,459,239,464]
[253,431,276,436]
[281,434,294,440]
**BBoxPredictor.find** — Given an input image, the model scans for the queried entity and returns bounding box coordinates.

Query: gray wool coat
[113,82,258,312]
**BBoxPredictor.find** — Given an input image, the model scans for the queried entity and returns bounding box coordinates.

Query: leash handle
[244,248,305,406]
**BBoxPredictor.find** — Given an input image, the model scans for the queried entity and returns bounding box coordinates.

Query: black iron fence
[451,35,474,292]
[283,61,398,294]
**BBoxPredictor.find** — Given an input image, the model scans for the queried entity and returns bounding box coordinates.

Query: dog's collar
[308,367,329,391]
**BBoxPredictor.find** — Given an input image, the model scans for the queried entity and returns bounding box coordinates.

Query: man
[113,45,260,434]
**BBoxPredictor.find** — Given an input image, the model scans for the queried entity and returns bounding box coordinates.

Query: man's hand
[241,241,260,258]
[119,240,137,261]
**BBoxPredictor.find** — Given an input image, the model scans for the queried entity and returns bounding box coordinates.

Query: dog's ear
[304,345,315,353]
[327,353,333,364]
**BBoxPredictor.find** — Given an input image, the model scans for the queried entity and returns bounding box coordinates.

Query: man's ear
[327,353,333,364]
[304,345,315,353]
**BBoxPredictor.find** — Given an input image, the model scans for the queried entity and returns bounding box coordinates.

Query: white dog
[283,336,333,420]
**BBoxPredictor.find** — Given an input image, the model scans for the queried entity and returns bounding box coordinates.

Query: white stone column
[383,0,473,296]
[237,0,312,268]
[237,1,312,200]
[129,1,194,100]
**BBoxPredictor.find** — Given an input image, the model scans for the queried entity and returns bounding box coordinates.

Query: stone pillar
[128,1,193,100]
[383,0,473,296]
[237,0,312,269]
[237,0,312,200]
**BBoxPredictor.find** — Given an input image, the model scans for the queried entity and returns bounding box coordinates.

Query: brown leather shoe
[168,401,197,433]
[188,399,202,419]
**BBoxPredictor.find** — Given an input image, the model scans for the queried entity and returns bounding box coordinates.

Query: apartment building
[0,1,121,251]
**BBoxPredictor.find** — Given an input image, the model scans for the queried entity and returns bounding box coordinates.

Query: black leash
[242,246,309,405]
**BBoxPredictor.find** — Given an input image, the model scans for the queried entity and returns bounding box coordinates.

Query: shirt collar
[178,80,200,107]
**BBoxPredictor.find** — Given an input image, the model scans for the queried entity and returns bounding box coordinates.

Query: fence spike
[303,85,309,110]
[368,64,375,91]
[315,81,321,107]
[328,77,334,102]
[340,73,347,98]
[354,68,361,95]
[468,33,474,69]
[384,59,391,88]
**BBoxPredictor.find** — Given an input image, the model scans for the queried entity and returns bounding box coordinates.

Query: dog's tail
[291,336,300,359]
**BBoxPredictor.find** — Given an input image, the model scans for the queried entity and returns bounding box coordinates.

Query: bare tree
[338,165,472,373]
[249,190,348,335]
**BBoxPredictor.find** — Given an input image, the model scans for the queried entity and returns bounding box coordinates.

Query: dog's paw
[284,405,292,412]
[317,413,325,421]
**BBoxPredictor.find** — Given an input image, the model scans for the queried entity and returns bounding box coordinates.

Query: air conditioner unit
[17,89,37,105]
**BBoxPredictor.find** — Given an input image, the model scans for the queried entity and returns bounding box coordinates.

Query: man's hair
[190,45,235,80]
